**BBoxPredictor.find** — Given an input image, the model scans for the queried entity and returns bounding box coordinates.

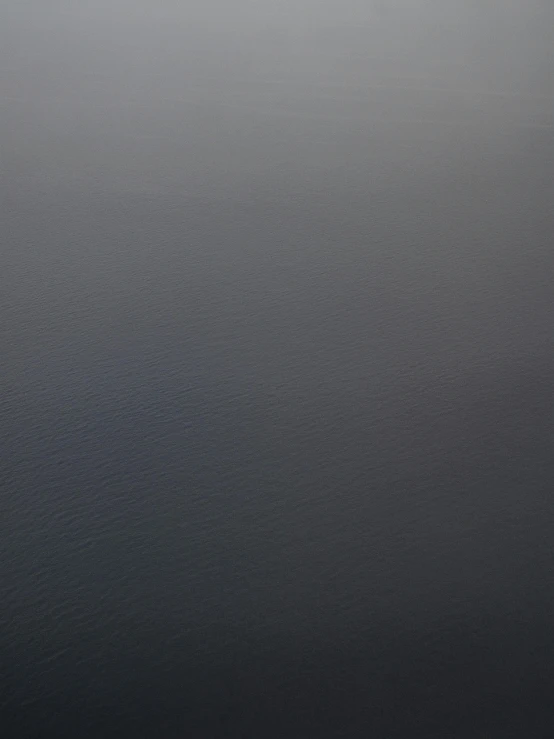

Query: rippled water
[1,3,552,736]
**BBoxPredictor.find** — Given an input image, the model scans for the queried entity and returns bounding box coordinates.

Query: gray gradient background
[1,1,552,736]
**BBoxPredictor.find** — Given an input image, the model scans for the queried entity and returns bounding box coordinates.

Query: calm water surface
[1,2,552,736]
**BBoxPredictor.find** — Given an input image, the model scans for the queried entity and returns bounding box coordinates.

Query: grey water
[1,2,552,737]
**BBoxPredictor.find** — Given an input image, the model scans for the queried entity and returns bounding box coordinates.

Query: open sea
[1,2,552,736]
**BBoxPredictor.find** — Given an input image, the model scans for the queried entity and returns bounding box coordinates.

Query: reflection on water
[1,2,552,736]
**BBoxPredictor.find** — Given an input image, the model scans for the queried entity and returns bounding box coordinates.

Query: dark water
[1,3,552,737]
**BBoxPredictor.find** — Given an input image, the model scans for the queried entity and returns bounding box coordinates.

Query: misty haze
[1,1,552,737]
